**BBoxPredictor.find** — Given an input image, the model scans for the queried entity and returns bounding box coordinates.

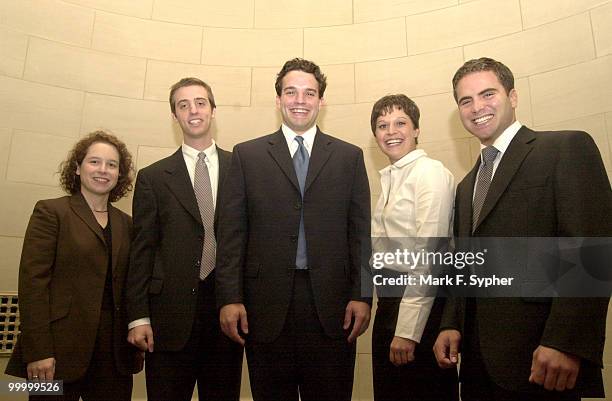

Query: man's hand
[529,345,581,391]
[433,329,461,368]
[220,303,248,346]
[390,336,416,366]
[27,357,55,381]
[128,324,154,352]
[344,301,371,343]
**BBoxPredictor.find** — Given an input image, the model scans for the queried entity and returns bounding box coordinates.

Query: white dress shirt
[128,141,220,330]
[372,149,455,342]
[281,124,317,157]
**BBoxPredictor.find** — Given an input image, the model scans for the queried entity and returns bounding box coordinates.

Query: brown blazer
[5,193,142,382]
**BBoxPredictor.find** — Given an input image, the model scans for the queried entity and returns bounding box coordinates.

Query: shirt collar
[379,149,427,175]
[480,120,522,156]
[281,123,317,150]
[182,139,217,161]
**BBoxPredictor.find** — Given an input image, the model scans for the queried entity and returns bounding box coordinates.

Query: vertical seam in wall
[352,63,356,103]
[518,0,525,30]
[603,113,612,168]
[4,129,16,181]
[352,0,355,24]
[77,91,87,136]
[199,28,205,64]
[90,11,96,48]
[249,66,254,107]
[587,10,597,59]
[404,17,409,56]
[142,59,149,100]
[302,28,305,58]
[252,0,256,28]
[21,35,31,79]
[149,0,155,19]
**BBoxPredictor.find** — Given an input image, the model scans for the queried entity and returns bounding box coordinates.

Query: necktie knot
[481,146,499,165]
[198,151,207,162]
[295,136,305,145]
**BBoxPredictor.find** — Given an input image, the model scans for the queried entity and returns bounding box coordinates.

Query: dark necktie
[472,146,499,232]
[194,152,216,280]
[293,136,309,269]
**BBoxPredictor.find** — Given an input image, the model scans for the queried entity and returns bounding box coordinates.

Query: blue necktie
[293,136,309,269]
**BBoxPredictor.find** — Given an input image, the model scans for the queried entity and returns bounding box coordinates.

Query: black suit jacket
[442,127,611,396]
[216,129,371,342]
[126,146,231,351]
[6,194,141,381]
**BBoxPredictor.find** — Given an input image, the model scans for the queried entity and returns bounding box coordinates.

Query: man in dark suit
[126,77,242,401]
[433,57,611,400]
[216,58,372,401]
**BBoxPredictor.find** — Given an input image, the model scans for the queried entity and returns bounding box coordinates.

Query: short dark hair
[452,57,514,102]
[169,77,216,114]
[275,58,327,98]
[370,94,420,140]
[59,131,134,202]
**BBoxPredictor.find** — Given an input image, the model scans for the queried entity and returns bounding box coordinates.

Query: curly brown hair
[58,131,135,202]
[275,58,327,98]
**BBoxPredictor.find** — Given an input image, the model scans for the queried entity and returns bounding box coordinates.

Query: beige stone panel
[0,76,84,137]
[592,2,612,57]
[354,0,457,23]
[252,64,355,107]
[607,112,612,177]
[515,78,534,128]
[24,38,146,98]
[251,67,279,107]
[0,26,27,78]
[413,93,470,143]
[357,324,373,354]
[92,12,202,63]
[0,128,11,180]
[152,0,252,28]
[144,60,251,106]
[355,352,373,401]
[63,0,153,18]
[7,130,75,187]
[535,114,612,180]
[605,301,612,365]
[213,105,280,148]
[421,137,474,183]
[202,28,302,67]
[355,48,463,102]
[520,0,608,28]
[364,145,387,196]
[405,0,522,55]
[136,145,177,170]
[530,56,612,126]
[81,93,182,148]
[0,181,64,237]
[305,19,407,65]
[0,236,22,292]
[254,0,351,28]
[464,14,595,78]
[0,0,94,46]
[318,103,374,148]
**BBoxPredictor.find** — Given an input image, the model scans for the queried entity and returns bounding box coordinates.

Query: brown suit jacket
[5,193,142,382]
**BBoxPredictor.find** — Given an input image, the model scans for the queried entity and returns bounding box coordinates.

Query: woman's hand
[27,357,55,381]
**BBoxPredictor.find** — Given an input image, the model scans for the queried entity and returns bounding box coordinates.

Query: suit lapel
[267,130,301,193]
[215,146,231,225]
[474,126,536,232]
[304,129,333,193]
[108,206,123,274]
[458,164,478,236]
[164,148,202,225]
[69,193,104,243]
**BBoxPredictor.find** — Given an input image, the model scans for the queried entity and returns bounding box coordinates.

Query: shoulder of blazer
[315,129,362,155]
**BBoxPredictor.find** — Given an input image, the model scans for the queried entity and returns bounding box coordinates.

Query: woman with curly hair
[5,131,143,400]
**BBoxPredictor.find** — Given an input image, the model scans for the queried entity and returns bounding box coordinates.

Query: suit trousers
[460,299,579,401]
[29,308,133,401]
[245,270,356,401]
[372,297,458,401]
[144,273,243,401]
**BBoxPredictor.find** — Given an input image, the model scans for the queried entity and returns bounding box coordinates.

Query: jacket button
[195,260,201,267]
[294,202,301,210]
[198,234,204,241]
[191,288,196,295]
[290,235,298,243]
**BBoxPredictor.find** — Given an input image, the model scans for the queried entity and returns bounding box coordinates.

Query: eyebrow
[177,97,208,104]
[458,87,498,104]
